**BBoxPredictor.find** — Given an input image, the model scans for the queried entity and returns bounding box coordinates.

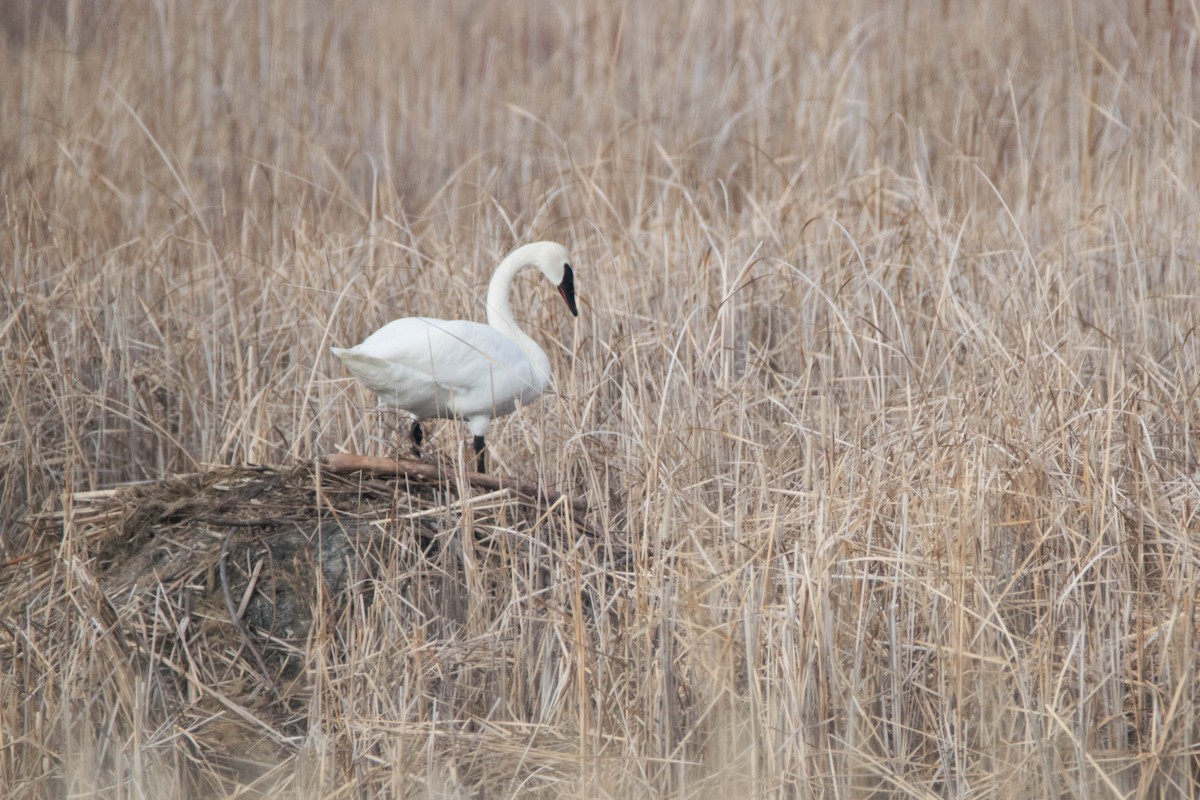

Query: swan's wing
[332,318,542,417]
[345,318,528,384]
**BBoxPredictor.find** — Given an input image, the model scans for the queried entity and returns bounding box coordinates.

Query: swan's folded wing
[333,317,535,397]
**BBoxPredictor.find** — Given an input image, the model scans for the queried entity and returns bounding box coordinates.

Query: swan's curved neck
[485,248,550,373]
[484,251,526,334]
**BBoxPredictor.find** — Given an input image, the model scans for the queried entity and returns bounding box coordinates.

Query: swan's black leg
[411,420,423,457]
[473,435,486,473]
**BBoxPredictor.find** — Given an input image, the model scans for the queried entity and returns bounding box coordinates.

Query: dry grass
[2,0,1200,796]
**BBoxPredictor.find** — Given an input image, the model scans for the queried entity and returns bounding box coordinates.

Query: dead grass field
[3,0,1200,796]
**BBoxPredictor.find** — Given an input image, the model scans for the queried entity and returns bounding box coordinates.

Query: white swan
[332,241,577,473]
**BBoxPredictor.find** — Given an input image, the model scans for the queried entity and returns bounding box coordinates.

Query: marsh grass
[3,0,1200,796]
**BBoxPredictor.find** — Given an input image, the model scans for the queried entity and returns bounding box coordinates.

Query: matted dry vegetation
[2,0,1200,797]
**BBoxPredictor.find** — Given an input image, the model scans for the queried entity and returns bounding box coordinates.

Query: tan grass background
[3,0,1200,796]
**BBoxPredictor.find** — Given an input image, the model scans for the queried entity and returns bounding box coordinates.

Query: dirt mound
[2,460,611,791]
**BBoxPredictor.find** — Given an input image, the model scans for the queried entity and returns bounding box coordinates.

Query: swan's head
[524,241,578,317]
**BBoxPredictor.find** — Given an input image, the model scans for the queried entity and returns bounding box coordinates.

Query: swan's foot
[473,435,486,474]
[378,412,424,461]
[411,420,424,458]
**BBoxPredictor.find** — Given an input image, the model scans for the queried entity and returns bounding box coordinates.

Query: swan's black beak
[558,264,578,317]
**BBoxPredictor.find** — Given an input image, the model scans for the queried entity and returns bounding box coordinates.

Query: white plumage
[332,241,578,472]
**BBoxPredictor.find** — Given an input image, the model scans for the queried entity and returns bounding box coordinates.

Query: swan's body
[332,241,577,472]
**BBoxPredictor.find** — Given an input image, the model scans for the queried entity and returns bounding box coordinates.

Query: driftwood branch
[320,453,587,514]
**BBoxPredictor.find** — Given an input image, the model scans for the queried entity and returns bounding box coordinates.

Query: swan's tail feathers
[330,348,398,388]
[332,347,384,367]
